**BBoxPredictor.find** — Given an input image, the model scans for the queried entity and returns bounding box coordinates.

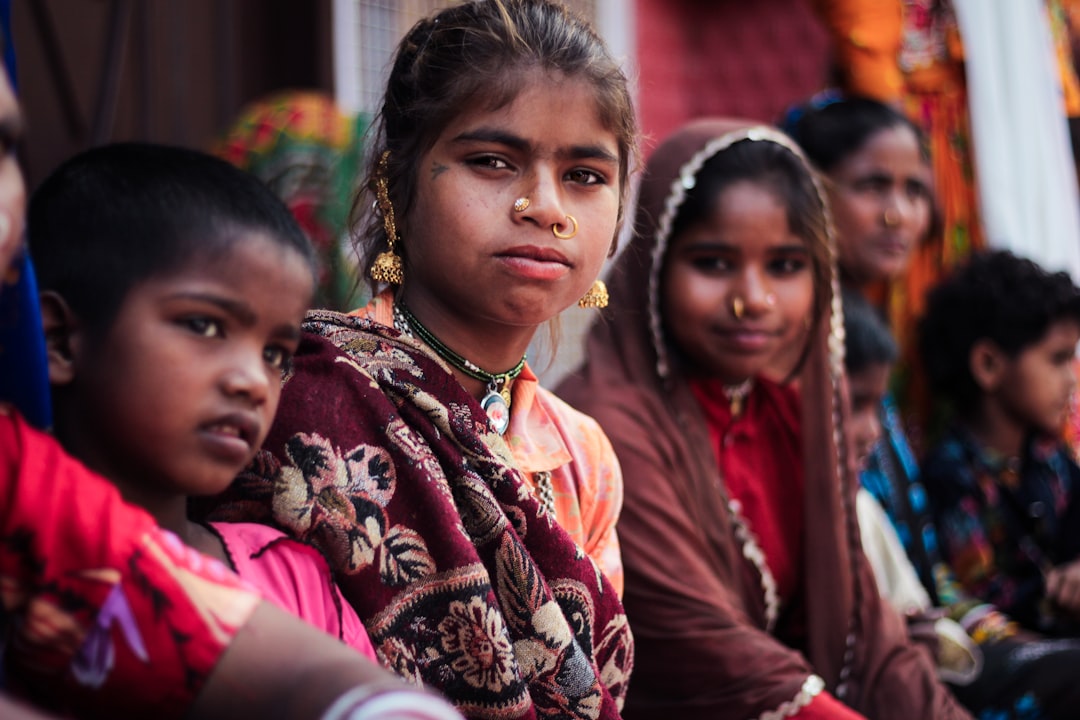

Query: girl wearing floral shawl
[205,2,636,718]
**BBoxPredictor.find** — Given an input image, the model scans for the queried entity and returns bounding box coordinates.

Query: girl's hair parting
[919,250,1080,413]
[354,0,638,290]
[780,93,925,174]
[28,142,316,335]
[841,288,897,374]
[667,137,832,330]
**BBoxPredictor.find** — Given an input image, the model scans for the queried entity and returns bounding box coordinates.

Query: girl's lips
[497,245,572,281]
[499,245,571,265]
[716,327,777,353]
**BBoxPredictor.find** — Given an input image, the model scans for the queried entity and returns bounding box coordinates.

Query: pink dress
[209,521,377,660]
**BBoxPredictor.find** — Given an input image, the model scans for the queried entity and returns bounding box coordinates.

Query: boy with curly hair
[920,250,1080,638]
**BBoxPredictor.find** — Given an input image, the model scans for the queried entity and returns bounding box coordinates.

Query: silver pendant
[481,389,510,434]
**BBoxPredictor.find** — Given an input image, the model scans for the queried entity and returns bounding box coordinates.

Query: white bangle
[320,686,463,720]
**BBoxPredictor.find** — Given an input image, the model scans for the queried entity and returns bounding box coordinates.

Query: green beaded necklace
[395,302,526,434]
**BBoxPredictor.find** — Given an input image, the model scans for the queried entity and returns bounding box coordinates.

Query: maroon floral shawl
[206,310,632,720]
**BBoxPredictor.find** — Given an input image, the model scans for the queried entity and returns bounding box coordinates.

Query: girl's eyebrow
[451,128,618,165]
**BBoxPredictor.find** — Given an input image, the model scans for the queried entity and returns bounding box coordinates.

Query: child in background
[848,285,1080,719]
[28,143,376,661]
[921,250,1080,638]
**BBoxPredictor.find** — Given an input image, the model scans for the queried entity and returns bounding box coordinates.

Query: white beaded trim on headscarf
[756,675,826,720]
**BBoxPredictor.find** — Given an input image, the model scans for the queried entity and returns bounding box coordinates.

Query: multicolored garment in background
[924,426,1080,636]
[216,91,368,311]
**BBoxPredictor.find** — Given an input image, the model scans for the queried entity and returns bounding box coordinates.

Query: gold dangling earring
[370,150,404,285]
[578,279,609,309]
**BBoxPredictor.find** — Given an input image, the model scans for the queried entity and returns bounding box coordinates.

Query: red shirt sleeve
[0,407,261,718]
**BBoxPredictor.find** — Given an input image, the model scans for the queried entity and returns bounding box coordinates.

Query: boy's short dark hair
[29,142,316,334]
[842,288,897,375]
[919,250,1080,413]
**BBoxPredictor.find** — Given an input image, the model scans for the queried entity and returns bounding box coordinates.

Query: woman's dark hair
[842,288,897,375]
[666,137,832,332]
[919,250,1080,413]
[781,94,924,173]
[355,0,638,290]
[28,142,315,335]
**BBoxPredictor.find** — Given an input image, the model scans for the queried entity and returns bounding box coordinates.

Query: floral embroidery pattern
[439,598,517,691]
[273,432,436,585]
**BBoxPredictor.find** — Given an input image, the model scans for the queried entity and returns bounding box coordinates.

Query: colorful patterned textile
[861,394,963,607]
[205,311,633,720]
[812,0,984,436]
[215,91,367,312]
[0,408,260,719]
[209,521,377,660]
[354,290,625,595]
[859,405,1080,719]
[924,427,1080,635]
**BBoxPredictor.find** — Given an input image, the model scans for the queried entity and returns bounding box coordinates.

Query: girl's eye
[689,256,732,273]
[263,346,293,373]
[184,317,223,338]
[567,168,605,186]
[468,155,510,171]
[770,257,807,275]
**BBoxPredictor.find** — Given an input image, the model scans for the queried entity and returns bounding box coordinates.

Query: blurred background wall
[12,0,834,384]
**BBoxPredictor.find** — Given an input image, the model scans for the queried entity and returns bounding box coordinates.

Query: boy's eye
[567,168,605,186]
[263,346,293,373]
[184,317,223,338]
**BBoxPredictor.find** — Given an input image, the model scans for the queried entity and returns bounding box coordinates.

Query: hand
[1045,560,1080,615]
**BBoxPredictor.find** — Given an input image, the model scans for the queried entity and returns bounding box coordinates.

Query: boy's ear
[970,339,1006,392]
[39,291,81,386]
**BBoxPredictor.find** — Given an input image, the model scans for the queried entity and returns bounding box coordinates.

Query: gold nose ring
[732,297,745,320]
[552,215,578,239]
[883,209,900,227]
[513,197,530,213]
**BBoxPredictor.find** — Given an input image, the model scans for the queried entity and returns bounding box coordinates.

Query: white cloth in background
[952,0,1080,281]
[856,488,932,613]
[856,488,982,685]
